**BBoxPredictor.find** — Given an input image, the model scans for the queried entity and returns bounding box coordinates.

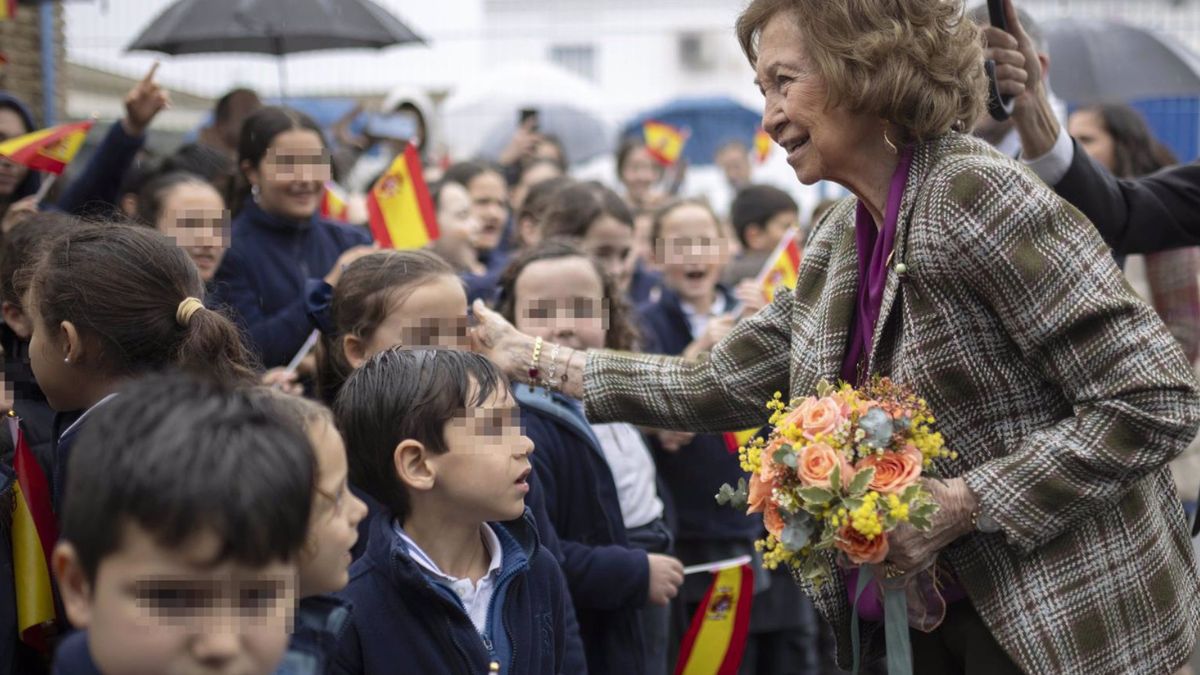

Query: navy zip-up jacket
[275,595,351,675]
[333,509,566,675]
[210,199,372,368]
[516,386,647,675]
[50,631,99,675]
[637,286,763,542]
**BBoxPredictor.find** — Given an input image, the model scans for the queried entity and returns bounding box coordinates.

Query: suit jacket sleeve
[56,122,145,217]
[1055,138,1200,255]
[946,161,1200,554]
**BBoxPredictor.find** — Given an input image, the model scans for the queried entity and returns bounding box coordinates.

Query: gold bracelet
[527,336,543,384]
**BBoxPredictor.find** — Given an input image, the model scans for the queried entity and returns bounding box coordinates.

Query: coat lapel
[812,203,859,383]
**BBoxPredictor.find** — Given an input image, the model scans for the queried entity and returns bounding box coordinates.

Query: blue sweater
[516,386,647,675]
[637,286,763,542]
[56,121,145,218]
[333,510,566,675]
[50,631,100,675]
[210,200,372,368]
[275,595,351,675]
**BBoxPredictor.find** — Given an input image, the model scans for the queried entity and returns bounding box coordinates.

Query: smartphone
[366,113,418,141]
[984,0,1015,121]
[519,108,540,132]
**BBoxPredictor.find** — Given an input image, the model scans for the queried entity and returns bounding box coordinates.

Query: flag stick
[284,329,320,375]
[683,555,752,576]
[30,173,56,204]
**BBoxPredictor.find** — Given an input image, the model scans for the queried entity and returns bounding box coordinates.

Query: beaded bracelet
[528,336,543,384]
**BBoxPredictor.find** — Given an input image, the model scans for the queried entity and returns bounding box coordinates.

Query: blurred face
[747,209,799,252]
[297,418,368,598]
[656,204,727,305]
[434,183,481,259]
[157,182,230,283]
[1068,110,1117,174]
[466,172,508,253]
[619,146,661,204]
[512,163,562,212]
[513,256,608,352]
[55,524,294,675]
[0,108,31,198]
[218,92,263,150]
[245,129,330,221]
[346,275,470,368]
[430,387,534,523]
[716,145,752,188]
[580,215,635,293]
[756,11,881,186]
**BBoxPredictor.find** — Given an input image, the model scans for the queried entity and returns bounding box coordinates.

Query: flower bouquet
[716,377,955,586]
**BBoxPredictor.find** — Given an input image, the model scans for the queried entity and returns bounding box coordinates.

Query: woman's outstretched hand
[470,299,536,380]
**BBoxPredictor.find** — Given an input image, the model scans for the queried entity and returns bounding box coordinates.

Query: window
[549,44,596,81]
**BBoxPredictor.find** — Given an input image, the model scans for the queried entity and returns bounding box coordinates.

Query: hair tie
[176,297,205,327]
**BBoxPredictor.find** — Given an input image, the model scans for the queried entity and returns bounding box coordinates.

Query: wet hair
[135,171,216,229]
[518,176,573,227]
[63,372,315,583]
[615,136,662,177]
[253,387,333,434]
[443,160,505,191]
[29,223,258,386]
[648,197,722,245]
[232,106,326,212]
[0,212,76,309]
[496,239,640,351]
[542,181,634,239]
[334,348,506,522]
[1074,104,1174,179]
[730,185,799,247]
[161,143,237,187]
[315,250,457,404]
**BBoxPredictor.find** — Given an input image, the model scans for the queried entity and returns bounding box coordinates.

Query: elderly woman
[472,0,1200,672]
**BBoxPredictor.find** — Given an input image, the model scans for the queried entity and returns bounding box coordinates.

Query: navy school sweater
[333,509,566,675]
[516,385,647,675]
[637,285,763,542]
[209,199,372,368]
[275,595,351,675]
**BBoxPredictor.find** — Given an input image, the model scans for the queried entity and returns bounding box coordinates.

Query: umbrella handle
[985,0,1016,121]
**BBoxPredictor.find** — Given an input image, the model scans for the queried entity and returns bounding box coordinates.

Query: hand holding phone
[984,0,1016,121]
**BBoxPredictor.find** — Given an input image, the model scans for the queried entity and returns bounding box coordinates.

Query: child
[254,390,369,675]
[136,171,230,284]
[332,349,568,674]
[514,176,573,252]
[428,181,485,278]
[50,372,316,675]
[26,223,258,513]
[442,161,510,274]
[497,240,683,675]
[722,184,799,287]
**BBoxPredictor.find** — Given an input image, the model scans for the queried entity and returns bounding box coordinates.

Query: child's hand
[261,367,303,395]
[1,195,38,234]
[122,62,170,136]
[646,553,684,606]
[734,278,767,318]
[656,430,696,452]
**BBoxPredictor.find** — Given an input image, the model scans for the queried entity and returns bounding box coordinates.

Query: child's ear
[52,542,94,629]
[393,439,436,492]
[60,321,85,364]
[1,302,32,340]
[343,334,367,370]
[241,160,260,190]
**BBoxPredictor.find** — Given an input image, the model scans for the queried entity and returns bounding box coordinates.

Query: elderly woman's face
[755,11,880,186]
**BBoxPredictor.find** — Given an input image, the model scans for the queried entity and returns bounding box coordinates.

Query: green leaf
[901,484,922,503]
[911,501,939,520]
[908,513,932,530]
[797,486,835,505]
[774,445,797,469]
[729,478,749,512]
[781,522,812,551]
[816,379,834,398]
[830,463,842,493]
[715,483,735,506]
[848,467,875,497]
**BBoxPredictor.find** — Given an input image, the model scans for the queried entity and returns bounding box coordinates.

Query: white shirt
[590,421,665,529]
[1023,124,1077,187]
[680,293,729,342]
[393,522,503,635]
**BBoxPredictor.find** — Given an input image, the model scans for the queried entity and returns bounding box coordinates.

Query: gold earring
[883,128,898,155]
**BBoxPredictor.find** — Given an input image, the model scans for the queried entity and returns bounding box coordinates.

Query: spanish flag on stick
[0,120,94,175]
[0,0,17,21]
[643,120,689,167]
[755,227,803,304]
[753,127,773,164]
[320,181,350,223]
[366,143,438,249]
[675,562,754,675]
[723,427,758,455]
[8,413,59,653]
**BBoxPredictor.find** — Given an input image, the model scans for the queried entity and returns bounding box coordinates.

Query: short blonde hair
[737,0,988,141]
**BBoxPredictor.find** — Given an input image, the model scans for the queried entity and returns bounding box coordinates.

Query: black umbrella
[127,0,425,94]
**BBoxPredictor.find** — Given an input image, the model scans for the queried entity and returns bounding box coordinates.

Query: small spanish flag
[320,181,350,223]
[723,427,759,454]
[674,563,753,675]
[753,127,773,164]
[643,120,688,167]
[0,120,94,175]
[0,0,17,21]
[757,228,803,303]
[9,414,59,653]
[366,143,438,250]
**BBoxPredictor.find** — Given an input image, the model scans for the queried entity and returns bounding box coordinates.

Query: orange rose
[764,502,785,538]
[793,396,846,440]
[760,437,787,482]
[856,445,923,494]
[747,471,771,515]
[836,524,889,565]
[797,441,842,488]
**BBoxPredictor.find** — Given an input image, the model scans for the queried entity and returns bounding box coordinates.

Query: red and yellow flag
[643,120,688,167]
[0,120,94,175]
[757,228,803,304]
[753,127,773,164]
[366,143,438,249]
[0,0,17,21]
[723,428,758,454]
[320,181,350,223]
[675,563,753,675]
[9,414,59,653]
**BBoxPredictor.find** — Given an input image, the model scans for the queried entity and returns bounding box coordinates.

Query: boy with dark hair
[332,348,567,675]
[50,372,316,675]
[722,184,799,287]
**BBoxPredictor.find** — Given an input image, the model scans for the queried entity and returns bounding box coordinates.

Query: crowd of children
[0,70,830,675]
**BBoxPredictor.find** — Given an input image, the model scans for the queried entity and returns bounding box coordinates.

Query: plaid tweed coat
[583,133,1200,674]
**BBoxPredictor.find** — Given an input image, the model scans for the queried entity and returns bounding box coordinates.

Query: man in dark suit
[989,0,1200,255]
